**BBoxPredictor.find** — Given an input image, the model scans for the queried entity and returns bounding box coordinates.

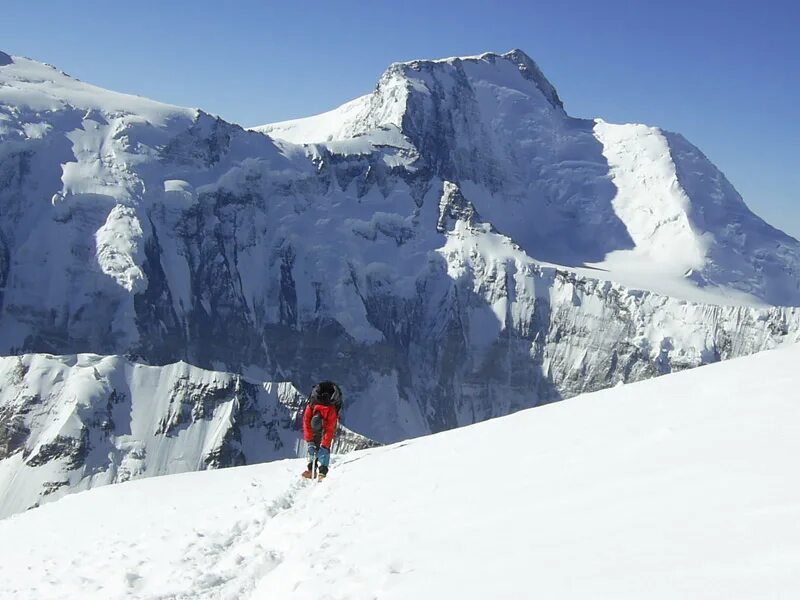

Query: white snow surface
[1,344,798,600]
[0,55,195,125]
[253,95,375,144]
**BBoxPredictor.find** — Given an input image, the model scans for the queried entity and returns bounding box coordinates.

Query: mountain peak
[256,48,565,144]
[0,51,12,66]
[500,48,564,110]
[390,48,533,68]
[386,48,564,112]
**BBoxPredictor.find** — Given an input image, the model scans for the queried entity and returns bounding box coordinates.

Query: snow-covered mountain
[0,48,799,447]
[0,353,375,518]
[1,343,798,599]
[257,50,800,306]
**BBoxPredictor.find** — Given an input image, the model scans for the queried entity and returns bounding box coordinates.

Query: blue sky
[2,0,798,238]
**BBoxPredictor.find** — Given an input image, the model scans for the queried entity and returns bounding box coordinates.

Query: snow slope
[1,343,798,600]
[254,95,374,144]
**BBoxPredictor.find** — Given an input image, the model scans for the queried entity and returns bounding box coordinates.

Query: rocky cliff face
[0,48,798,459]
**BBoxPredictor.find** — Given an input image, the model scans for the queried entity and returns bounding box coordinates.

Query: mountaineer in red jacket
[302,381,343,481]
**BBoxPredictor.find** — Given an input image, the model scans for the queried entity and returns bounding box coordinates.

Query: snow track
[0,460,316,599]
[151,473,316,599]
[95,454,379,600]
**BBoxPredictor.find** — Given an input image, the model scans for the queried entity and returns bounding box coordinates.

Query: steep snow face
[0,49,799,453]
[0,353,375,518]
[593,122,710,274]
[1,344,798,599]
[592,122,800,303]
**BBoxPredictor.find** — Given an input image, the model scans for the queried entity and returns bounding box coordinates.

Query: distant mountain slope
[1,343,798,599]
[0,353,374,518]
[257,50,800,305]
[0,49,798,448]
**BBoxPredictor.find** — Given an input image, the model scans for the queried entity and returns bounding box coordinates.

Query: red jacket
[303,402,338,448]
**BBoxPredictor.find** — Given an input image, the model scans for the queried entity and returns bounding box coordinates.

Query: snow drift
[0,343,798,599]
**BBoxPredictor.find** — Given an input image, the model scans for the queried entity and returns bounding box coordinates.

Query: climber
[302,381,343,481]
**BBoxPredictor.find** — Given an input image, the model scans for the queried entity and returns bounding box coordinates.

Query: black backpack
[309,381,343,414]
[308,381,343,439]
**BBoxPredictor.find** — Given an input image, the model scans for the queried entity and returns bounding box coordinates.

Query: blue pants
[307,442,330,467]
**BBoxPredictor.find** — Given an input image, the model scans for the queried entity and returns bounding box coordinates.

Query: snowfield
[1,343,798,600]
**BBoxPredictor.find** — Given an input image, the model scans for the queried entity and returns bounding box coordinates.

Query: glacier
[0,48,799,513]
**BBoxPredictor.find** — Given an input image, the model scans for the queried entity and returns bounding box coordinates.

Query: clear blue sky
[3,0,798,238]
